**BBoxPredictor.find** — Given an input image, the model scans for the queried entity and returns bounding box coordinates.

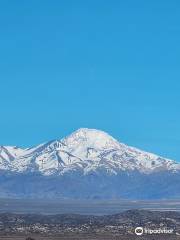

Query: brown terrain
[0,210,180,240]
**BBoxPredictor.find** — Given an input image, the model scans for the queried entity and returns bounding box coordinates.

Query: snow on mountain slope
[0,128,179,175]
[0,146,24,170]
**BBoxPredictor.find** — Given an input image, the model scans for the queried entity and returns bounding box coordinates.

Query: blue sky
[0,0,180,161]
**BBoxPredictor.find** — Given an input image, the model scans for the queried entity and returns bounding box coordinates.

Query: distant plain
[1,198,180,215]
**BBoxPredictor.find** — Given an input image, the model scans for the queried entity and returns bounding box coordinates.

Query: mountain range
[0,128,180,199]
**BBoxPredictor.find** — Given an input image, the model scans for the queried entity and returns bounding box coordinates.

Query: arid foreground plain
[1,210,180,240]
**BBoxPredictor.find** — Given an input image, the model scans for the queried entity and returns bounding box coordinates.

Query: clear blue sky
[0,0,180,161]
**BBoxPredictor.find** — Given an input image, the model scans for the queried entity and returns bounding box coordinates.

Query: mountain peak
[71,128,112,137]
[0,129,180,200]
[0,128,179,178]
[62,128,122,151]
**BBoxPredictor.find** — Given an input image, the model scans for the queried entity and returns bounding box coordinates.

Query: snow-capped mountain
[0,146,24,170]
[0,128,179,175]
[0,128,180,199]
